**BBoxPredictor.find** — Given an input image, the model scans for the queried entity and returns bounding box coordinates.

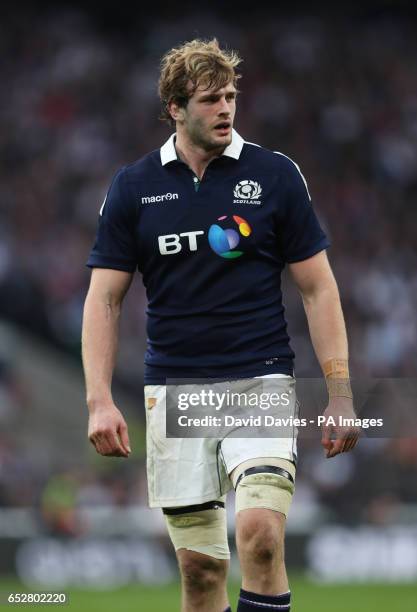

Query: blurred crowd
[1,7,417,527]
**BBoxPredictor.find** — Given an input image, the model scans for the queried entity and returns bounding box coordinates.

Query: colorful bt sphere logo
[208,215,252,259]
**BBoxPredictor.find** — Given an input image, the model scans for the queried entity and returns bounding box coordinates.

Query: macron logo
[141,192,178,204]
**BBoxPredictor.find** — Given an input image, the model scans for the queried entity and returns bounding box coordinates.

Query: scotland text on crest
[233,180,262,204]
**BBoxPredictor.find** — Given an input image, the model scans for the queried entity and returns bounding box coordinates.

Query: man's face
[172,81,237,151]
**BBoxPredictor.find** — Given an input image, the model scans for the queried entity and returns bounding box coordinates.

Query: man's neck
[175,133,225,180]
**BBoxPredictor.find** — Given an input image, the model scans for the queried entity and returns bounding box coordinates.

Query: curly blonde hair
[158,38,242,124]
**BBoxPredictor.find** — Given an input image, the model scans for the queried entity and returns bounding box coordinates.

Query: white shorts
[144,374,298,508]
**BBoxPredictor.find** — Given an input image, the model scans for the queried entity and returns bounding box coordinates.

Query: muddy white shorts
[144,374,297,508]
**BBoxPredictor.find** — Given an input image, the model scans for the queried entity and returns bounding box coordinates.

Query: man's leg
[235,508,291,611]
[231,458,295,611]
[236,507,288,594]
[163,500,231,612]
[176,549,229,612]
[144,385,231,609]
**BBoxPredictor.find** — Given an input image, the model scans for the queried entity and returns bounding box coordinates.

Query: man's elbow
[84,287,124,317]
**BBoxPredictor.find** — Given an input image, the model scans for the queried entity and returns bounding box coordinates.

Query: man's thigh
[230,456,296,517]
[144,384,230,508]
[220,374,298,474]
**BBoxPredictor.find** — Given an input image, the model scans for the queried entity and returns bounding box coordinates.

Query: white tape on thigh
[233,458,296,517]
[165,504,230,560]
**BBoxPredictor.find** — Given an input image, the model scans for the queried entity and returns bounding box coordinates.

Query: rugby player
[82,38,360,612]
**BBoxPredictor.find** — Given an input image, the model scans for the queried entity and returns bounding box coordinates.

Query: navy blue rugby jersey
[87,130,330,383]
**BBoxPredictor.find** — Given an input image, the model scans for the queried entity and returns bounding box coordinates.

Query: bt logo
[158,215,252,258]
[208,215,252,258]
[158,231,204,255]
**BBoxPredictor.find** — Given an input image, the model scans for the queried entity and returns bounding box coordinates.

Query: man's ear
[168,101,185,123]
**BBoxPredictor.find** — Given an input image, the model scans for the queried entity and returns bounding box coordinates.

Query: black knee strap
[162,500,225,516]
[234,465,294,490]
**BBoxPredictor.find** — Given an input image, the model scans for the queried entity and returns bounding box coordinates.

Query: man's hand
[88,403,131,458]
[321,397,361,458]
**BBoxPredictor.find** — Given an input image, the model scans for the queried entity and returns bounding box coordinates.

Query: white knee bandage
[164,498,230,560]
[232,458,296,517]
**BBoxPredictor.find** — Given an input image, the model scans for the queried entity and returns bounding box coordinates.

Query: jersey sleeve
[86,167,138,272]
[276,154,330,263]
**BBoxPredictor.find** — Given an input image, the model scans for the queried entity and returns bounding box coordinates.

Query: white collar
[160,129,245,166]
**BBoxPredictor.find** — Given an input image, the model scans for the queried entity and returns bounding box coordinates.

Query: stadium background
[1,1,416,609]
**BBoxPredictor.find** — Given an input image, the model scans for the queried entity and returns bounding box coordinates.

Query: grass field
[2,577,417,611]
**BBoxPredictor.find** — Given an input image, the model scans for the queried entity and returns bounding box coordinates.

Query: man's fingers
[343,431,360,453]
[92,435,115,456]
[118,421,131,454]
[340,436,352,454]
[89,429,128,457]
[321,399,360,457]
[326,438,345,458]
[325,428,361,457]
[87,408,131,458]
[321,424,332,451]
[342,427,361,453]
[111,431,129,457]
[96,443,122,456]
[343,439,355,453]
[342,435,354,453]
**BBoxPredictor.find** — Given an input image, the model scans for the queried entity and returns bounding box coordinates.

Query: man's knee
[177,549,228,594]
[237,509,285,566]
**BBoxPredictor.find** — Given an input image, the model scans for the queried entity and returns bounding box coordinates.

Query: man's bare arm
[289,250,360,458]
[82,268,133,457]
